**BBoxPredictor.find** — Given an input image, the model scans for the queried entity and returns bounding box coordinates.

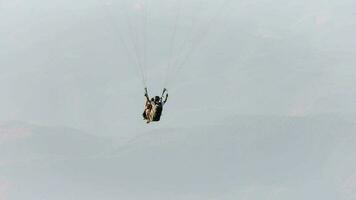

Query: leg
[145,109,152,123]
[143,110,147,120]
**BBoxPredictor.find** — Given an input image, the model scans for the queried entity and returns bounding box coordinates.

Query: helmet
[154,96,160,102]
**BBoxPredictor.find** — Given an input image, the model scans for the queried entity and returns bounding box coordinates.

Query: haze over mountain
[1,115,356,199]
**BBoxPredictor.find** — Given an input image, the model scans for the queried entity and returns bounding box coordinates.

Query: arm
[144,88,150,101]
[161,88,168,104]
[163,93,168,104]
[145,94,150,102]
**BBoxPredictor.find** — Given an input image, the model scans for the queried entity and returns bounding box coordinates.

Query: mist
[0,0,355,199]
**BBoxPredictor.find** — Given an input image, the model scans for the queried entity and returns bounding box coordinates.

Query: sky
[0,0,355,135]
[0,0,356,199]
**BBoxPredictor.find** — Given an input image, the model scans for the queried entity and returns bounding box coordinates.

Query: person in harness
[143,88,169,123]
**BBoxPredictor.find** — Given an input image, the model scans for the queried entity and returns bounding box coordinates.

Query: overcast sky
[0,0,356,199]
[0,0,355,135]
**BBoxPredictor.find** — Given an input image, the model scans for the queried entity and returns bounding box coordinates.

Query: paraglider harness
[152,101,163,121]
[143,88,168,122]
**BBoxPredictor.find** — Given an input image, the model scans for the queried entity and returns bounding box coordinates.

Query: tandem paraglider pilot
[143,88,168,124]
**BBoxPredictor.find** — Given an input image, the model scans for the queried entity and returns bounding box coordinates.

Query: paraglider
[101,0,230,123]
[143,88,168,123]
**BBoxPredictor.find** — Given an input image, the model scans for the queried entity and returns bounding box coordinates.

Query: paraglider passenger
[142,93,153,121]
[143,88,168,123]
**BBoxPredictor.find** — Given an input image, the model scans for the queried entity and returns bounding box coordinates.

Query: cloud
[132,1,145,12]
[0,181,10,200]
[341,171,356,199]
[0,123,32,143]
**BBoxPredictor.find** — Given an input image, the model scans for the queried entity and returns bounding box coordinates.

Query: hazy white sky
[0,0,356,199]
[0,0,355,135]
